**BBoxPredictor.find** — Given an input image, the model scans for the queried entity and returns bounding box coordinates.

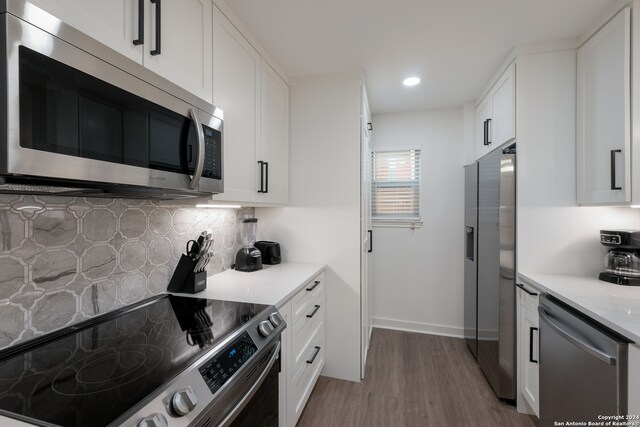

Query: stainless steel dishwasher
[538,295,630,427]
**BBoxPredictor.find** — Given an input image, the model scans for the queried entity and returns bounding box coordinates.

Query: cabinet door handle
[150,0,161,55]
[132,0,144,45]
[367,122,373,131]
[306,305,321,318]
[516,283,538,296]
[368,229,373,253]
[257,161,265,193]
[306,346,321,364]
[529,326,538,364]
[611,149,622,190]
[486,118,492,145]
[264,161,269,194]
[306,280,320,292]
[483,120,488,146]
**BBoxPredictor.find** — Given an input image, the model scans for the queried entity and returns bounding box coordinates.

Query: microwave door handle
[189,108,205,190]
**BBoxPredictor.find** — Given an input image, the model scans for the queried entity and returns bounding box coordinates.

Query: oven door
[192,340,280,427]
[2,9,223,194]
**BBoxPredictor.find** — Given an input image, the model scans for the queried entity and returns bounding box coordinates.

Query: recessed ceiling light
[403,77,421,87]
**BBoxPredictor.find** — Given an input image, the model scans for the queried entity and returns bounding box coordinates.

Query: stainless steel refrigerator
[464,164,478,359]
[466,145,516,401]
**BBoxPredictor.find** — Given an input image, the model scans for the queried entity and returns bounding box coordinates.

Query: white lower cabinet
[277,272,325,427]
[517,282,540,417]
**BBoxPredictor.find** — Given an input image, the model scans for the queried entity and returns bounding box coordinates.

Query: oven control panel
[198,332,257,395]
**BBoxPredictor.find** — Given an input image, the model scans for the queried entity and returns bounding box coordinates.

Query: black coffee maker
[599,229,640,286]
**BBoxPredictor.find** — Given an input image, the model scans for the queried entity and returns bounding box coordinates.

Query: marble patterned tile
[0,195,252,350]
[30,291,76,333]
[83,209,117,242]
[32,210,77,247]
[0,303,24,348]
[32,249,77,291]
[120,209,146,238]
[0,257,27,300]
[82,245,116,280]
[0,211,26,251]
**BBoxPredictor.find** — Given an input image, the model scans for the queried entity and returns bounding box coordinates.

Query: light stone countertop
[172,262,326,307]
[520,272,640,343]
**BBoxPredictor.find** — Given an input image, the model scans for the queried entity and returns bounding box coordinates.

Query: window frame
[370,147,423,229]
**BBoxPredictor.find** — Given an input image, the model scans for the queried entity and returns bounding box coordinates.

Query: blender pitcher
[234,216,263,272]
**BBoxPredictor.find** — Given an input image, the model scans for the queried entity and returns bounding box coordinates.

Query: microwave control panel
[202,126,221,180]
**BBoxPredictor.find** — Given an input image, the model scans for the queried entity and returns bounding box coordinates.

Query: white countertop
[520,272,640,343]
[173,262,326,307]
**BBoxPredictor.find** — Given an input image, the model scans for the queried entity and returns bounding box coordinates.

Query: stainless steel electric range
[0,294,285,427]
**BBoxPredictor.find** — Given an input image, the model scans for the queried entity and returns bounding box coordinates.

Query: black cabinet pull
[132,0,144,45]
[264,161,269,193]
[486,118,492,145]
[368,230,373,253]
[529,326,538,363]
[257,161,265,193]
[306,305,321,318]
[306,280,320,292]
[150,0,161,55]
[611,149,622,190]
[367,122,373,131]
[483,119,489,146]
[306,346,321,364]
[515,283,538,296]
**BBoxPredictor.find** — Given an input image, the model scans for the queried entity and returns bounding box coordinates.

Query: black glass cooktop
[0,295,268,427]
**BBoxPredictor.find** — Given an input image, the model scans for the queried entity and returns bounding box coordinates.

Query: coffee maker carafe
[599,229,640,286]
[234,216,263,272]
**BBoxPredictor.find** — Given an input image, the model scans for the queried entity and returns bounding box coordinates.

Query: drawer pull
[515,282,538,296]
[306,305,321,318]
[306,346,321,364]
[306,280,320,292]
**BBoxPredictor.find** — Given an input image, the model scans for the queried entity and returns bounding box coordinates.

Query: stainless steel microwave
[0,1,223,199]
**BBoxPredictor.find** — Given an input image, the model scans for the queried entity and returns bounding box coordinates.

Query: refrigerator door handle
[538,306,617,366]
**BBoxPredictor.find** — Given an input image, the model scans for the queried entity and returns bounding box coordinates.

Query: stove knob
[269,312,283,327]
[138,414,168,427]
[171,387,198,416]
[258,320,275,337]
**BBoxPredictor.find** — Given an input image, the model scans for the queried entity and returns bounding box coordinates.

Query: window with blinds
[371,149,421,222]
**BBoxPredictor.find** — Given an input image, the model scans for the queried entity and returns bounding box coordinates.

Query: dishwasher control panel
[198,332,257,394]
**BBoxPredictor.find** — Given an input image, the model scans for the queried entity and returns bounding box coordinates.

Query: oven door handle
[219,341,281,427]
[189,108,205,190]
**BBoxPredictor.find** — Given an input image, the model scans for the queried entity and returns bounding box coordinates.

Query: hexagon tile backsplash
[0,194,254,350]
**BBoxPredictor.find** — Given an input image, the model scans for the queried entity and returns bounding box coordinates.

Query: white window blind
[371,149,421,221]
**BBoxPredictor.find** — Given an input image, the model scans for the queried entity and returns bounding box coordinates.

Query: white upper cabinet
[577,8,631,205]
[28,0,213,103]
[491,64,516,147]
[143,0,213,103]
[474,97,493,159]
[210,6,289,206]
[258,59,289,205]
[211,6,261,204]
[474,63,516,160]
[28,0,143,64]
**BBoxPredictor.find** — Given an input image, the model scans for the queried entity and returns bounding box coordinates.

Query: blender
[234,216,263,272]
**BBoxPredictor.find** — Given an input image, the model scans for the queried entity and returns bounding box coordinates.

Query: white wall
[256,77,362,382]
[370,108,466,337]
[516,49,640,276]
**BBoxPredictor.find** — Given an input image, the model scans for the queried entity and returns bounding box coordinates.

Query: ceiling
[225,0,617,114]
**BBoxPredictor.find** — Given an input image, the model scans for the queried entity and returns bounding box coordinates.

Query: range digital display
[199,332,257,394]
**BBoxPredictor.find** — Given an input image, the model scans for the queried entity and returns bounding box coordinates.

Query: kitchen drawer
[292,272,324,324]
[291,330,324,426]
[292,293,324,376]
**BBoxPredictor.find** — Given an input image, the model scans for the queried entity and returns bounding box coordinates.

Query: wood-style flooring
[296,328,538,427]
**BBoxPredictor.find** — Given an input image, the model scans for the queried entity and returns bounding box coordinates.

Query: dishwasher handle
[538,306,617,366]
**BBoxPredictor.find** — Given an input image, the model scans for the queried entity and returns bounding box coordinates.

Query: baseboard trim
[372,317,465,338]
